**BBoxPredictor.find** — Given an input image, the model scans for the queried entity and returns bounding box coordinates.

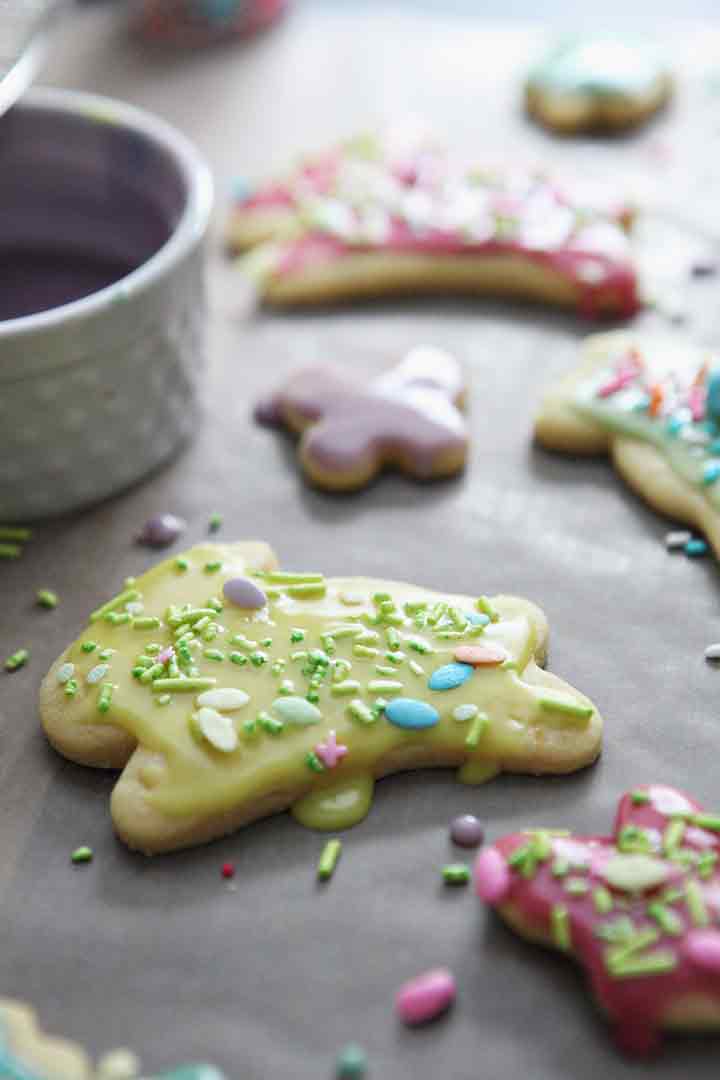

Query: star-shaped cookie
[475,785,720,1056]
[40,542,602,854]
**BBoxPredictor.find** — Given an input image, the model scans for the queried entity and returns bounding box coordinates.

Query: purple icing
[449,815,485,848]
[223,576,267,609]
[136,513,187,547]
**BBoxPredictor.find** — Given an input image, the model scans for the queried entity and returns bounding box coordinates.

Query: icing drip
[479,786,720,1056]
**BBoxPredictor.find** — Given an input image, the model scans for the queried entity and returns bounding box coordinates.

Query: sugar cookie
[475,785,720,1056]
[535,330,720,558]
[230,138,639,317]
[40,542,602,854]
[526,37,672,134]
[255,346,468,491]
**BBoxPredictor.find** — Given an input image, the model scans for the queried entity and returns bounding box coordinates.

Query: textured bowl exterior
[0,89,212,521]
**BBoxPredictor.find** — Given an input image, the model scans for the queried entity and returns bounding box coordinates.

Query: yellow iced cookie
[41,542,602,854]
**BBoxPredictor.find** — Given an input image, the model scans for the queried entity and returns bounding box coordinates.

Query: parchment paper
[3,5,720,1076]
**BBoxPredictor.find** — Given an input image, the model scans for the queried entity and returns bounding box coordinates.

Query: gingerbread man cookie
[255,346,468,491]
[40,541,602,854]
[230,137,639,317]
[535,330,720,559]
[475,785,720,1056]
[526,37,672,134]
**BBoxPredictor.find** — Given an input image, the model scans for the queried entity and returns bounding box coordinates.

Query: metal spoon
[0,0,66,119]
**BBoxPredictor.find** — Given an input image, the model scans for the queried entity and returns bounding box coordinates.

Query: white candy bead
[86,663,109,684]
[196,687,250,711]
[196,707,238,753]
[56,662,75,685]
[704,643,720,662]
[665,530,692,550]
[453,704,478,723]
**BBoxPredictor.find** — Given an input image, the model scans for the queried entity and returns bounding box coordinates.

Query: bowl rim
[0,86,214,340]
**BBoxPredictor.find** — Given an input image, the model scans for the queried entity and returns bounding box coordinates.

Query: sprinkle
[221,862,235,880]
[407,637,433,655]
[203,648,225,662]
[375,664,400,676]
[353,644,379,658]
[90,588,140,623]
[152,677,217,691]
[315,730,348,769]
[453,704,478,723]
[98,649,115,662]
[698,852,718,878]
[97,683,114,714]
[36,589,58,609]
[476,596,499,622]
[204,561,222,573]
[602,854,669,893]
[57,662,75,685]
[704,644,720,661]
[81,642,97,653]
[0,526,31,541]
[703,461,720,486]
[136,513,186,547]
[64,678,78,697]
[454,643,507,666]
[348,699,376,724]
[223,577,267,610]
[395,968,456,1025]
[647,901,684,936]
[385,698,439,730]
[71,846,93,864]
[335,1043,368,1080]
[175,557,189,571]
[290,629,306,643]
[0,543,21,559]
[686,879,710,927]
[104,612,131,625]
[662,819,685,855]
[367,679,403,694]
[428,662,473,691]
[552,859,569,878]
[692,813,720,832]
[156,694,171,706]
[133,616,161,630]
[442,863,470,885]
[263,571,324,585]
[193,707,238,753]
[473,846,511,902]
[331,680,361,696]
[230,652,248,666]
[551,905,571,951]
[685,538,709,557]
[450,815,484,847]
[257,711,283,735]
[593,887,616,914]
[607,951,677,978]
[631,790,650,805]
[189,688,247,715]
[287,582,327,598]
[565,877,589,896]
[537,696,593,722]
[86,663,109,685]
[408,660,424,676]
[139,662,164,684]
[339,591,364,606]
[208,512,223,532]
[318,838,342,880]
[272,696,322,726]
[465,712,489,748]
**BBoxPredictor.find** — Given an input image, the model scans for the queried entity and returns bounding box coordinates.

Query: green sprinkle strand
[408,659,425,676]
[81,642,97,653]
[258,711,283,735]
[353,644,379,659]
[331,680,361,697]
[133,616,161,631]
[175,557,189,572]
[290,629,306,643]
[407,637,433,655]
[335,1043,367,1080]
[0,526,31,541]
[250,651,268,667]
[476,596,499,622]
[287,582,327,598]
[442,863,470,886]
[565,877,589,896]
[262,571,325,585]
[551,905,571,951]
[97,683,114,714]
[71,846,93,865]
[203,648,225,662]
[306,751,325,773]
[631,790,650,805]
[36,589,58,609]
[0,543,21,559]
[552,858,570,878]
[152,677,217,692]
[208,512,223,532]
[692,813,720,832]
[367,679,403,694]
[465,711,489,748]
[139,663,165,684]
[537,696,594,721]
[646,901,684,936]
[593,887,614,914]
[662,820,685,856]
[698,852,718,879]
[204,561,222,574]
[348,699,376,724]
[4,649,29,672]
[685,879,709,927]
[64,679,78,698]
[90,588,140,623]
[156,694,172,706]
[230,652,248,666]
[317,838,342,881]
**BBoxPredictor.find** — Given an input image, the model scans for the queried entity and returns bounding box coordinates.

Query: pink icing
[474,846,511,903]
[395,968,456,1025]
[480,787,720,1056]
[237,146,640,318]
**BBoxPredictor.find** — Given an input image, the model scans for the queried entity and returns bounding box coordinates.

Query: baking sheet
[4,6,720,1077]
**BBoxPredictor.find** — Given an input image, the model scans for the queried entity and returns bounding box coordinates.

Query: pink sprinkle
[596,365,639,399]
[158,646,175,666]
[315,729,348,769]
[683,928,720,973]
[395,968,456,1025]
[688,386,706,422]
[221,862,236,880]
[473,846,510,903]
[454,643,507,667]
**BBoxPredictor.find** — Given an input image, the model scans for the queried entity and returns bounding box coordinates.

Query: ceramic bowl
[0,87,213,521]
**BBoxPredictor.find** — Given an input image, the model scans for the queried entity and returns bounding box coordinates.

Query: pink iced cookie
[395,968,456,1025]
[475,786,720,1057]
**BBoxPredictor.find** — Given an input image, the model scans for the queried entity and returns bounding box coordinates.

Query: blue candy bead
[385,698,439,730]
[465,612,490,626]
[706,371,720,422]
[428,662,474,691]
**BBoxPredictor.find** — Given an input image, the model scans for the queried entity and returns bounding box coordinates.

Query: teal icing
[529,37,665,99]
[573,365,720,510]
[0,1019,45,1080]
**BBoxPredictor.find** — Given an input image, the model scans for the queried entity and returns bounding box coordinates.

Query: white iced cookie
[526,37,672,133]
[41,542,602,854]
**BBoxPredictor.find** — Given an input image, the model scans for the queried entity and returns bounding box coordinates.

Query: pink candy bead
[454,643,507,666]
[683,928,720,973]
[395,968,456,1025]
[473,846,510,903]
